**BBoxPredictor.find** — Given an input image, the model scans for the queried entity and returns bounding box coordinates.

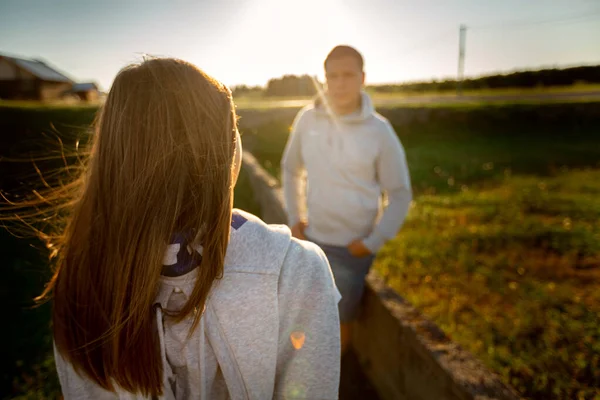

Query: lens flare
[290,331,306,350]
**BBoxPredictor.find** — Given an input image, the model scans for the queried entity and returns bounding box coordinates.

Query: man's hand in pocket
[291,221,308,240]
[347,240,372,258]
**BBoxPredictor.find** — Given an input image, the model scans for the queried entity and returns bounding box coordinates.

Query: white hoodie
[54,209,341,399]
[281,92,412,252]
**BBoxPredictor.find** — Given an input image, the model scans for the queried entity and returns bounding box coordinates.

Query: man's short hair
[324,45,364,71]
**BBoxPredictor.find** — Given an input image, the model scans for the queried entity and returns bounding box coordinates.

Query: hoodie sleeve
[275,239,341,400]
[362,120,413,253]
[53,343,118,400]
[281,109,308,226]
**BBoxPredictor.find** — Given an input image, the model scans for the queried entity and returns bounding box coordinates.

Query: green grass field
[367,82,600,98]
[232,83,600,109]
[4,82,599,111]
[377,170,600,399]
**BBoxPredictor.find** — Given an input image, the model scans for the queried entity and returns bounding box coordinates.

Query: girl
[7,58,341,399]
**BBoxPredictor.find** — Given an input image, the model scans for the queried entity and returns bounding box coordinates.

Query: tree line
[232,65,600,97]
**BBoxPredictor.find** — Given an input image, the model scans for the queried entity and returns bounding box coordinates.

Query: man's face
[325,56,365,110]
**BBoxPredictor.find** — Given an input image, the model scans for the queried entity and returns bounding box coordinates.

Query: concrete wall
[241,151,521,400]
[353,274,520,400]
[241,152,288,224]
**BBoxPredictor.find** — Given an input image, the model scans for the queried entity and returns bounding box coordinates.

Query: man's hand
[347,239,372,258]
[291,221,308,240]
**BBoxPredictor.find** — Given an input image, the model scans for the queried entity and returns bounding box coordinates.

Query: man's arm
[281,110,307,227]
[362,121,412,253]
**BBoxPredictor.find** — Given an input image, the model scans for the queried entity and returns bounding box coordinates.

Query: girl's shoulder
[226,209,329,278]
[224,209,292,276]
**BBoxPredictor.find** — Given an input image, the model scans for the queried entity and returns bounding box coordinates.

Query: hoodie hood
[156,209,292,308]
[153,209,294,400]
[313,91,375,124]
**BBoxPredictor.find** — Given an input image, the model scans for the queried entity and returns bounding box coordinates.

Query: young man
[281,45,412,353]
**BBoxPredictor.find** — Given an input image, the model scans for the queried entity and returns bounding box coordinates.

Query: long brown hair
[3,58,238,396]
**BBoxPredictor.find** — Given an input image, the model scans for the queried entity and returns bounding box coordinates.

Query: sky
[1,0,599,91]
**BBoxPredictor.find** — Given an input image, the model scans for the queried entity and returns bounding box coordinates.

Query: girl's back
[55,209,341,399]
[4,58,341,399]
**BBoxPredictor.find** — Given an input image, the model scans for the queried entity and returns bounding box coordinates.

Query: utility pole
[457,24,467,96]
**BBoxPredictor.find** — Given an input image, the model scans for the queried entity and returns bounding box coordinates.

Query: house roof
[1,54,73,83]
[71,82,98,92]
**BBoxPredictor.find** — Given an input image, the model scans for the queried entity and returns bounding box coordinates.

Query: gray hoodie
[281,92,412,253]
[54,209,341,399]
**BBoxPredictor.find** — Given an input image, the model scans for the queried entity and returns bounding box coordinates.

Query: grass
[401,127,600,196]
[232,83,600,110]
[375,170,600,399]
[1,229,58,400]
[234,95,600,110]
[243,117,600,197]
[367,82,600,98]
